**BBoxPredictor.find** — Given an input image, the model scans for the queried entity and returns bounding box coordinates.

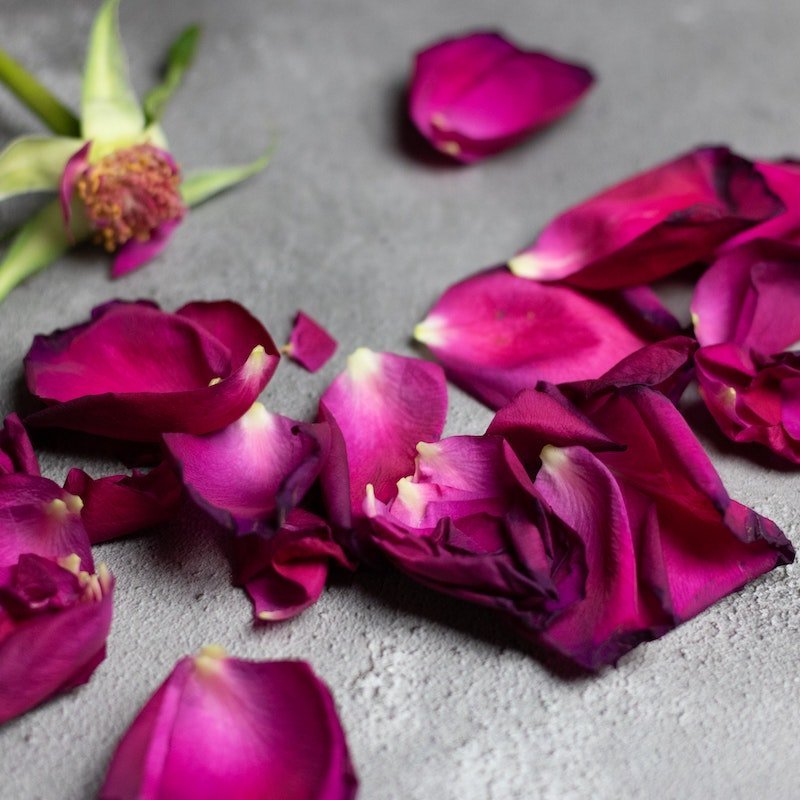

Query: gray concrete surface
[1,1,799,797]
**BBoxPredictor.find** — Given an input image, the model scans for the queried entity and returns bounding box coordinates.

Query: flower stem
[0,49,80,137]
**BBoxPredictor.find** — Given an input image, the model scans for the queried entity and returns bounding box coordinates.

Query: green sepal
[180,149,274,208]
[0,135,84,201]
[81,0,145,141]
[144,25,201,125]
[0,49,81,137]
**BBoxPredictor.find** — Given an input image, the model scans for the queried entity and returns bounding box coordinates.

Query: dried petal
[409,31,594,163]
[99,649,357,800]
[285,311,338,373]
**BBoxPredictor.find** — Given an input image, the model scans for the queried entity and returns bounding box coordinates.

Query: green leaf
[180,150,274,208]
[81,0,145,141]
[144,25,201,125]
[0,199,88,302]
[0,135,84,201]
[0,49,81,137]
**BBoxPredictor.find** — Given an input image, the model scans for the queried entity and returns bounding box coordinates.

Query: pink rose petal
[99,649,357,800]
[25,300,279,441]
[285,311,338,373]
[409,31,594,163]
[0,414,39,477]
[59,141,91,237]
[509,147,782,288]
[111,219,181,278]
[414,266,678,409]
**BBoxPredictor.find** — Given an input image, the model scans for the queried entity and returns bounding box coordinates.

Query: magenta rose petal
[232,509,353,622]
[164,403,329,533]
[0,414,39,476]
[409,31,594,163]
[58,141,91,236]
[318,348,448,528]
[509,147,783,288]
[365,435,585,628]
[99,648,357,800]
[63,462,183,544]
[111,219,181,278]
[414,266,670,409]
[24,300,279,441]
[285,311,338,373]
[0,557,114,725]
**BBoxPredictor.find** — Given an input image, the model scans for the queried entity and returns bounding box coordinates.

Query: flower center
[76,144,185,252]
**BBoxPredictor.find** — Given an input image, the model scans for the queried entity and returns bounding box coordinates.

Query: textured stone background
[1,1,799,798]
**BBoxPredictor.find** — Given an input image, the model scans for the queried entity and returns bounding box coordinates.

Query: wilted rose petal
[0,414,39,476]
[63,461,183,544]
[509,147,782,288]
[24,300,279,441]
[0,555,114,725]
[414,266,679,409]
[99,648,357,800]
[165,403,329,534]
[409,31,594,163]
[365,435,584,629]
[111,219,181,278]
[319,349,447,529]
[490,382,794,669]
[285,311,338,373]
[232,509,353,622]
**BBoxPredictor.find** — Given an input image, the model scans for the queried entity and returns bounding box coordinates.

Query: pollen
[75,144,185,252]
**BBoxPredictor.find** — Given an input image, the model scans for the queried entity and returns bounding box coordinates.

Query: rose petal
[509,146,782,288]
[0,414,39,476]
[111,219,182,278]
[25,300,279,441]
[59,141,91,237]
[99,649,357,800]
[164,403,329,533]
[285,311,338,373]
[63,461,183,544]
[414,266,675,409]
[318,349,447,529]
[409,31,594,163]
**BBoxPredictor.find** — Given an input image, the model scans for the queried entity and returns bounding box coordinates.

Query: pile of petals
[416,144,800,465]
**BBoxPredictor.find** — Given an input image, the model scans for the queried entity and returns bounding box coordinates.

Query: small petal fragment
[0,414,39,476]
[318,349,448,529]
[24,300,279,440]
[509,147,782,288]
[414,266,676,409]
[409,31,594,163]
[99,650,357,800]
[286,311,338,373]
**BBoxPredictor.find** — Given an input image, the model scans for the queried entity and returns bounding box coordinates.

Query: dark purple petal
[510,147,783,288]
[0,414,39,477]
[409,31,594,163]
[285,311,338,373]
[99,650,357,800]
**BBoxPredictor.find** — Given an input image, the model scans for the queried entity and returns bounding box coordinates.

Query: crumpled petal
[231,509,353,622]
[25,299,279,441]
[285,311,338,373]
[111,219,181,278]
[0,557,114,725]
[0,414,39,476]
[509,146,782,288]
[692,239,800,354]
[409,31,594,163]
[164,403,329,534]
[490,383,794,669]
[318,349,448,529]
[414,266,679,409]
[63,461,183,544]
[365,435,585,629]
[696,344,800,463]
[99,648,358,800]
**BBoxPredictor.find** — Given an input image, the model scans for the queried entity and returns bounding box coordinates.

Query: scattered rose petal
[409,31,594,163]
[318,349,448,530]
[365,435,585,629]
[509,147,782,288]
[63,461,183,544]
[490,382,794,669]
[414,266,679,409]
[0,414,39,476]
[99,648,357,800]
[24,299,279,441]
[164,403,329,534]
[232,509,353,622]
[285,311,338,373]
